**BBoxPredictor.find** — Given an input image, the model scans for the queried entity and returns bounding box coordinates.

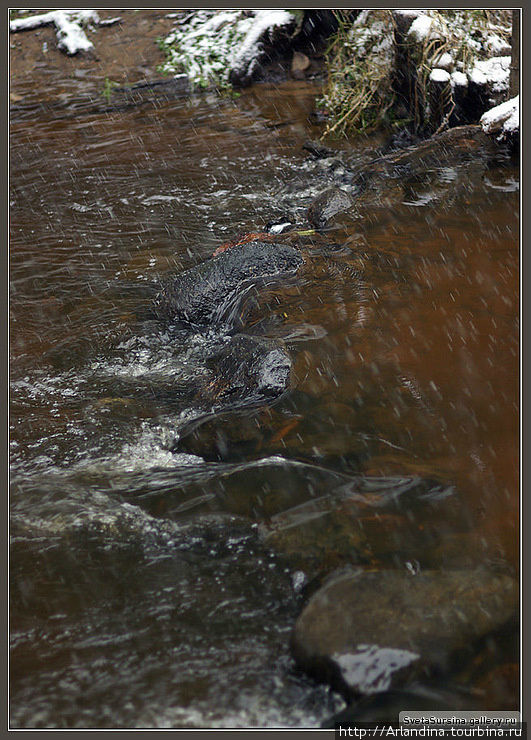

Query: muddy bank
[9,10,177,88]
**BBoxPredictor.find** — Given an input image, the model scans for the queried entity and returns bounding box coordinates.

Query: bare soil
[9,9,184,97]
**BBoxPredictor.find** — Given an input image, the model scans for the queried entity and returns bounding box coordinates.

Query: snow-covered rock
[230,10,295,85]
[433,52,453,71]
[407,14,445,43]
[469,56,511,103]
[450,71,468,88]
[480,95,519,139]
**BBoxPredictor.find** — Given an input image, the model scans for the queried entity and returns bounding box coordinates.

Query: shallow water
[10,80,519,728]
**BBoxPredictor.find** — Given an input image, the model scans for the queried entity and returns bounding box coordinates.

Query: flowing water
[10,79,519,728]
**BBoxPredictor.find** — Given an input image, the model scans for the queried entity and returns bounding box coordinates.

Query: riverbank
[10,9,519,147]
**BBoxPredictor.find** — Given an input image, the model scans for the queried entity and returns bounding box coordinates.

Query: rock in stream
[156,240,304,327]
[200,334,293,408]
[291,566,518,699]
[307,187,356,229]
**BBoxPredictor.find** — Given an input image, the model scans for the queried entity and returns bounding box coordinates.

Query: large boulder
[291,566,518,699]
[156,240,304,327]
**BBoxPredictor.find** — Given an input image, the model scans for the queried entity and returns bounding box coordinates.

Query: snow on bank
[469,56,511,99]
[349,10,394,65]
[159,10,297,87]
[407,14,445,43]
[10,9,100,55]
[231,10,294,80]
[480,95,519,138]
[404,10,512,101]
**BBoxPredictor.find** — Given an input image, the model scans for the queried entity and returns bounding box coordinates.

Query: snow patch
[485,34,511,55]
[470,55,510,91]
[349,11,394,68]
[433,52,453,71]
[159,10,296,87]
[334,645,420,694]
[407,14,444,43]
[451,71,468,87]
[393,10,424,19]
[429,68,451,83]
[230,10,294,77]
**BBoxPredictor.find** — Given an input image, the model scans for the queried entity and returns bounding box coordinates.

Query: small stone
[292,51,310,73]
[292,51,310,78]
[307,187,355,229]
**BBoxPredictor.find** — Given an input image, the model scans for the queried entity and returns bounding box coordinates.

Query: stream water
[10,80,519,728]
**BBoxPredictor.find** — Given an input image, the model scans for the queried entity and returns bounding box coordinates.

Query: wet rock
[302,140,337,159]
[177,404,283,461]
[176,396,368,464]
[323,682,480,726]
[201,334,292,408]
[291,567,518,699]
[306,187,355,229]
[156,240,304,327]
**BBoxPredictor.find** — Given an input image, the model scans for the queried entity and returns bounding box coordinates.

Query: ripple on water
[10,77,519,726]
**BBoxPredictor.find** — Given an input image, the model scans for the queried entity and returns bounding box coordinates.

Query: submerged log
[307,124,499,227]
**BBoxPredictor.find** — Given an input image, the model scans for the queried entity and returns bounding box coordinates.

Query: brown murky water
[10,80,519,728]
